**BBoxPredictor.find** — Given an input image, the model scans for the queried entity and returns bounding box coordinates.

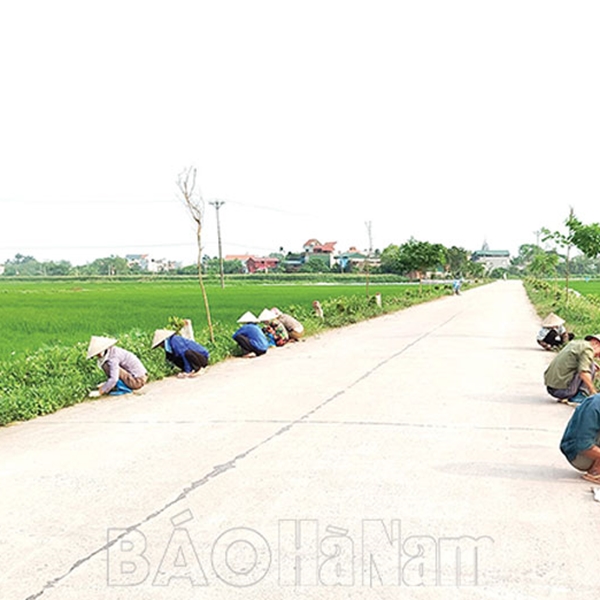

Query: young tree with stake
[177,166,215,343]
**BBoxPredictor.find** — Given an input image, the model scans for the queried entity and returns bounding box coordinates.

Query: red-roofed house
[226,254,279,274]
[246,256,280,273]
[303,239,337,254]
[302,239,337,268]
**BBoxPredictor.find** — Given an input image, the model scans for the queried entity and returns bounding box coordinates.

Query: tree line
[0,242,482,278]
[5,207,600,279]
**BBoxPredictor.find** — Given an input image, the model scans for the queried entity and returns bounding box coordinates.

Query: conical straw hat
[237,311,258,323]
[541,312,565,327]
[86,336,117,359]
[151,329,175,349]
[258,308,278,322]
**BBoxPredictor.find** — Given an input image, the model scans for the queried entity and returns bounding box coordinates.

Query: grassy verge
[523,277,600,337]
[0,283,461,426]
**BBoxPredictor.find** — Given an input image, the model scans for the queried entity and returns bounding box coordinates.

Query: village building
[224,254,280,274]
[125,254,180,273]
[246,256,279,273]
[470,242,511,272]
[301,239,337,269]
[335,246,381,271]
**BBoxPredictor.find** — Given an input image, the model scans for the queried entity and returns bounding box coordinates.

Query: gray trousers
[570,433,600,472]
[547,364,598,400]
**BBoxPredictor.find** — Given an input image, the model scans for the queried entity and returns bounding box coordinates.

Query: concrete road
[1,281,596,599]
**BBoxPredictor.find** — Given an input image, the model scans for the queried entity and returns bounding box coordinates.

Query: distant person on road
[537,312,574,351]
[232,311,270,358]
[271,307,305,341]
[151,329,209,378]
[544,334,600,406]
[452,277,462,295]
[560,393,600,484]
[86,336,147,396]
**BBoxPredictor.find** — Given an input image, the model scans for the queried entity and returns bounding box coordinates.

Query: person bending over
[152,329,209,378]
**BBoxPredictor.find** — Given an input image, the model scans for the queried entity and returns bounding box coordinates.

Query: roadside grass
[0,280,451,360]
[0,279,464,426]
[523,277,600,337]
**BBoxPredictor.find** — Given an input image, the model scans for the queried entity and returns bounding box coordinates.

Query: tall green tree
[79,256,129,276]
[445,246,470,275]
[398,238,447,278]
[529,252,559,278]
[542,207,577,299]
[379,244,403,274]
[542,207,600,302]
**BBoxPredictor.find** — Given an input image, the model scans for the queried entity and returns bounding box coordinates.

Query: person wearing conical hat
[271,306,304,340]
[232,311,270,358]
[258,308,289,347]
[86,335,147,397]
[151,329,209,378]
[536,312,573,351]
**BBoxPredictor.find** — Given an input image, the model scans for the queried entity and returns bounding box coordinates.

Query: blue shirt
[560,394,600,461]
[232,323,270,352]
[167,335,209,373]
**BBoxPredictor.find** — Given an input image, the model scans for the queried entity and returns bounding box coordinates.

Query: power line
[226,199,312,218]
[0,242,195,251]
[0,239,281,253]
[0,198,174,205]
[0,197,314,217]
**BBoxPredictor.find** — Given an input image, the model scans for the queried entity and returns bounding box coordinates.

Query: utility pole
[209,200,226,288]
[365,220,373,297]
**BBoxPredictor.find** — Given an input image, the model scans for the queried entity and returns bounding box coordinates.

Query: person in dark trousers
[152,329,209,378]
[537,312,573,351]
[232,311,270,358]
[544,334,600,406]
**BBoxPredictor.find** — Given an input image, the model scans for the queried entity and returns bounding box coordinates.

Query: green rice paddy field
[569,280,600,296]
[0,279,437,361]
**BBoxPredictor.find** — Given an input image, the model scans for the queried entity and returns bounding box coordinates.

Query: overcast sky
[1,1,599,266]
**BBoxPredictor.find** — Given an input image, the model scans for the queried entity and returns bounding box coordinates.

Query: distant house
[471,242,510,272]
[225,255,253,273]
[335,246,381,271]
[303,239,337,255]
[226,254,279,274]
[126,254,150,271]
[302,239,337,268]
[149,258,180,273]
[282,253,306,271]
[125,254,180,273]
[246,256,280,273]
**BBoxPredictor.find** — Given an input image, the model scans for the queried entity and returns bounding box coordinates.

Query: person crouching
[87,336,147,396]
[152,329,209,378]
[232,311,270,358]
[537,312,573,351]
